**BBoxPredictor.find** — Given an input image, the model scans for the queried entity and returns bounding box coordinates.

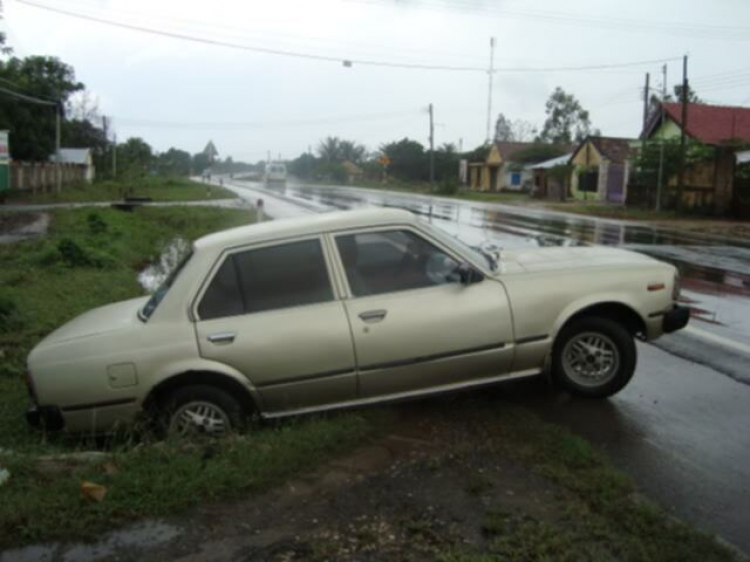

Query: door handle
[359,309,387,323]
[207,332,236,344]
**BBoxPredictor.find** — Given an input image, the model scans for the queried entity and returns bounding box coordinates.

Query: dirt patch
[0,212,49,244]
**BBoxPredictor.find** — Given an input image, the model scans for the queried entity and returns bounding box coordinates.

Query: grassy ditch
[3,176,237,204]
[0,205,257,452]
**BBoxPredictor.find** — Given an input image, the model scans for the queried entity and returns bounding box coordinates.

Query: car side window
[198,239,333,320]
[336,230,460,298]
[198,257,244,320]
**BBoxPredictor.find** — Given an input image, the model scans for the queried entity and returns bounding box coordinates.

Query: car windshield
[420,222,495,271]
[139,249,194,321]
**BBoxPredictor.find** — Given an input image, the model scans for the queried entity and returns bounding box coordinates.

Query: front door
[194,237,357,414]
[332,228,514,399]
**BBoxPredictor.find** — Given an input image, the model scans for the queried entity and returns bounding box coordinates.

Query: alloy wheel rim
[169,401,231,437]
[562,332,620,387]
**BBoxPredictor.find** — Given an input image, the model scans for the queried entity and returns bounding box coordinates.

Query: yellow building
[569,137,636,204]
[468,142,538,192]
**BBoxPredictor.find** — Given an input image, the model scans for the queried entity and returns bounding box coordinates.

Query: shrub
[0,294,18,332]
[87,213,108,235]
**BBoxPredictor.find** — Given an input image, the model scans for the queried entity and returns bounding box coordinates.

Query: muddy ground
[0,212,49,244]
[4,388,739,562]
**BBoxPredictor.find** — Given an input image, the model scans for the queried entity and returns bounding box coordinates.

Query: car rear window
[197,239,333,320]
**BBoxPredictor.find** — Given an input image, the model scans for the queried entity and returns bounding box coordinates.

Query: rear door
[194,237,357,414]
[331,227,514,399]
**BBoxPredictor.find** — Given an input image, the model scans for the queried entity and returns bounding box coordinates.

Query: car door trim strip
[61,397,137,412]
[255,368,354,389]
[514,335,548,345]
[359,341,506,372]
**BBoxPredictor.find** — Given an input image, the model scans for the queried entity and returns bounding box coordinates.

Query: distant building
[530,153,573,200]
[569,136,637,204]
[641,102,750,213]
[468,142,571,192]
[50,148,95,183]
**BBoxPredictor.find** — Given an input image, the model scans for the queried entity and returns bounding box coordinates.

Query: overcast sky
[5,0,750,161]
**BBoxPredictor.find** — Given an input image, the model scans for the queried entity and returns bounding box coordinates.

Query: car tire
[162,384,247,438]
[552,316,637,398]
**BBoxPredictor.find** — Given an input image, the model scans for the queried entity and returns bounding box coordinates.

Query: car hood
[498,246,662,274]
[38,296,149,346]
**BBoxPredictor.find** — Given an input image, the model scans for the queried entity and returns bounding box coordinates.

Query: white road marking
[683,325,750,355]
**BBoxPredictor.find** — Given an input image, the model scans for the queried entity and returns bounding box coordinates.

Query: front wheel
[552,317,637,398]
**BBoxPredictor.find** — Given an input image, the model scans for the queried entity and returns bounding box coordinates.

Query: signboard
[0,131,9,164]
[378,155,390,166]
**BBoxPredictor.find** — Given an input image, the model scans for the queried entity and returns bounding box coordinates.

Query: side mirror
[457,262,484,285]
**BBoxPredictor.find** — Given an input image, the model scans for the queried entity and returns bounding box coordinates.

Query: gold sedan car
[26,208,688,436]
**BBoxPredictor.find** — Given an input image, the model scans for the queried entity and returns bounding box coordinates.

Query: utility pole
[656,64,667,212]
[677,54,689,210]
[55,103,61,194]
[643,72,650,132]
[485,37,496,144]
[112,132,117,179]
[428,103,435,190]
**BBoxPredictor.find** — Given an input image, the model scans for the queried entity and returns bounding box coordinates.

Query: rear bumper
[663,305,690,334]
[26,405,65,431]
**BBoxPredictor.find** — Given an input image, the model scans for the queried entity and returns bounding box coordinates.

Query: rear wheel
[552,317,636,398]
[162,384,247,438]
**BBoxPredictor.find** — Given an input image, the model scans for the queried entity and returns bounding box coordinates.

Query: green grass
[542,202,699,221]
[439,404,736,562]
[3,176,237,204]
[0,206,257,452]
[0,413,381,548]
[450,191,530,204]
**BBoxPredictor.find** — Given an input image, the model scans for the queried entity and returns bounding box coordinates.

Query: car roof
[194,207,418,252]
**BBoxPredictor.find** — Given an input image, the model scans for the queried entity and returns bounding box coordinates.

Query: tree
[380,138,427,182]
[192,152,211,174]
[494,113,538,142]
[0,55,83,160]
[288,152,318,180]
[494,113,514,142]
[633,137,714,207]
[118,137,153,175]
[317,136,343,163]
[673,84,702,104]
[339,139,367,164]
[156,148,192,176]
[538,87,593,144]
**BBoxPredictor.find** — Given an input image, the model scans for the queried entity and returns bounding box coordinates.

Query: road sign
[379,155,390,166]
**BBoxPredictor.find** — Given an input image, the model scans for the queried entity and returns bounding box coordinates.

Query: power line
[112,109,431,130]
[16,0,681,74]
[41,0,490,65]
[350,0,750,40]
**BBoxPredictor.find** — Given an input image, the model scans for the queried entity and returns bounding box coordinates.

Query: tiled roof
[662,103,750,145]
[589,137,637,164]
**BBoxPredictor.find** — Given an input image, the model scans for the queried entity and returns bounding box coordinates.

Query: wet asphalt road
[221,177,750,552]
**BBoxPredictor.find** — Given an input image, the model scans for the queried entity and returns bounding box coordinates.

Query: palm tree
[317,137,343,163]
[340,140,367,164]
